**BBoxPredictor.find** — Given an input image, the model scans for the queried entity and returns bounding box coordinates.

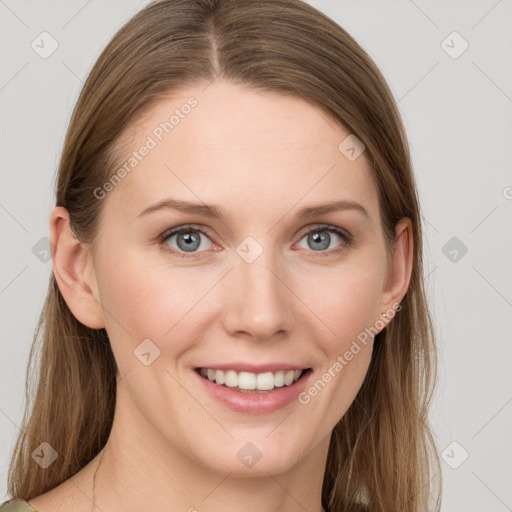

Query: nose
[221,248,294,342]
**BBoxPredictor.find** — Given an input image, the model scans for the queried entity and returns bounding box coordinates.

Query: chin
[194,437,307,477]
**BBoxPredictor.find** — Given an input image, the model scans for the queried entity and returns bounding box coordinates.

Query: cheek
[95,247,204,350]
[298,266,382,419]
[294,252,385,408]
[300,257,385,348]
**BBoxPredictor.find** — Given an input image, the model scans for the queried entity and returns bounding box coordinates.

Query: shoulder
[10,474,94,512]
[14,459,97,512]
[0,498,38,512]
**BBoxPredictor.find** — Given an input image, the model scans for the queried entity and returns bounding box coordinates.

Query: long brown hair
[6,1,441,510]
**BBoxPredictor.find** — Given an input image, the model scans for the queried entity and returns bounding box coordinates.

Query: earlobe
[50,206,105,329]
[378,217,413,320]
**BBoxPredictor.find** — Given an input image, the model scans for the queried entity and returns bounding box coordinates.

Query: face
[82,80,397,476]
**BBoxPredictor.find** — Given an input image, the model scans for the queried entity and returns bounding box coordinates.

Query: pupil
[178,231,199,252]
[309,231,329,251]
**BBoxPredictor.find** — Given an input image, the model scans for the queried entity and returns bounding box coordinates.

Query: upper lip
[195,363,312,373]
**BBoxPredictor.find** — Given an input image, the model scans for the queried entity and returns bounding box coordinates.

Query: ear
[49,206,105,329]
[378,217,413,321]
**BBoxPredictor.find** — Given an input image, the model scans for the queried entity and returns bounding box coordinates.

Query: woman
[1,0,441,511]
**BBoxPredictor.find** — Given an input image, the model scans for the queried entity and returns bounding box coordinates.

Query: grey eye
[296,228,347,252]
[165,229,213,253]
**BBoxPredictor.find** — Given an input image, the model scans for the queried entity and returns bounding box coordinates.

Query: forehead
[104,80,378,224]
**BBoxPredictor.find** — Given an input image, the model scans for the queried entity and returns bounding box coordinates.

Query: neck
[91,384,330,512]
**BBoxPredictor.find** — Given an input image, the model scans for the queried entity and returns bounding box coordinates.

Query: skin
[30,80,412,512]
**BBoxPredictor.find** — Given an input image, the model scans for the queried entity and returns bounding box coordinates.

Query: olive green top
[0,499,39,512]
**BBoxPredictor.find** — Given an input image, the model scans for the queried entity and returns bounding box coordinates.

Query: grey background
[1,1,511,510]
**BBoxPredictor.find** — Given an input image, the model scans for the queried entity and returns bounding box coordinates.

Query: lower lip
[193,368,313,414]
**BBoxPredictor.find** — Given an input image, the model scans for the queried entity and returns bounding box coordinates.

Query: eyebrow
[136,198,370,221]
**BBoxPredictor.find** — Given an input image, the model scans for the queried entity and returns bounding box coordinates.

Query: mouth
[194,367,313,394]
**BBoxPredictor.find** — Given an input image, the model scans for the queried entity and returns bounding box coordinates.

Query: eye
[159,225,215,259]
[295,224,353,256]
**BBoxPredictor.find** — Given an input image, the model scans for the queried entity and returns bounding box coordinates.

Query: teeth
[198,368,305,391]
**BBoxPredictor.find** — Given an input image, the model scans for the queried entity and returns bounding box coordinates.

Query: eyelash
[158,223,354,260]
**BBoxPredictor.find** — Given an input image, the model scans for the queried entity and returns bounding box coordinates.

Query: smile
[197,367,308,392]
[194,367,313,414]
